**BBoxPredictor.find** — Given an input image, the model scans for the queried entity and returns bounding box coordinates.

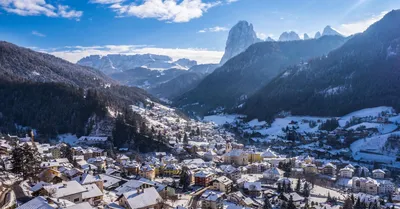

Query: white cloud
[198,26,228,33]
[32,30,45,37]
[43,45,224,64]
[0,0,82,20]
[337,11,388,36]
[89,0,125,4]
[97,0,223,23]
[226,0,238,3]
[256,32,267,40]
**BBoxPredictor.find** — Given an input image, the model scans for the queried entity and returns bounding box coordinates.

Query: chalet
[117,187,163,209]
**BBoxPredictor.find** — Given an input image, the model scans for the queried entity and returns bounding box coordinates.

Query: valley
[1,5,400,209]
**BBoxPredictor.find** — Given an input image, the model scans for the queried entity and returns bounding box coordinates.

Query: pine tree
[180,166,190,191]
[11,145,24,176]
[263,196,272,209]
[354,198,362,209]
[183,133,188,145]
[60,144,73,163]
[295,178,301,192]
[196,127,200,136]
[277,183,282,193]
[303,182,310,197]
[388,193,393,203]
[343,197,353,209]
[287,195,296,209]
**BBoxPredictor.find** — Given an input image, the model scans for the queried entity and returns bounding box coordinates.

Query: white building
[339,167,354,178]
[372,169,385,179]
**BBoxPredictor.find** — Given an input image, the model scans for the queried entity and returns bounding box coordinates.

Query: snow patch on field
[339,106,394,127]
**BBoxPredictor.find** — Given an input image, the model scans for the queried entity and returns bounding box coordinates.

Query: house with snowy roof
[372,169,385,179]
[195,170,215,187]
[339,167,354,178]
[200,190,225,209]
[33,181,86,204]
[117,187,163,209]
[81,183,103,206]
[211,176,233,193]
[243,182,262,197]
[263,167,284,181]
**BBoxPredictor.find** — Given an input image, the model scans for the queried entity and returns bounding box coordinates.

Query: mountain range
[174,35,347,115]
[242,9,400,121]
[0,41,151,136]
[219,21,261,65]
[77,54,197,75]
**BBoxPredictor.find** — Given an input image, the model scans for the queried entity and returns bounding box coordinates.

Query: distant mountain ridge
[175,35,347,115]
[77,54,197,75]
[242,9,400,121]
[0,41,115,88]
[0,41,152,136]
[279,31,301,41]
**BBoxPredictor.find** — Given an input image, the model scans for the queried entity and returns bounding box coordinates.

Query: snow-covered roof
[72,173,101,185]
[82,183,103,199]
[122,187,162,209]
[115,179,153,196]
[195,170,213,178]
[264,167,284,176]
[201,190,224,201]
[17,196,53,209]
[260,149,277,158]
[43,181,86,198]
[372,169,385,174]
[65,202,94,209]
[224,149,246,157]
[78,136,107,142]
[243,182,262,191]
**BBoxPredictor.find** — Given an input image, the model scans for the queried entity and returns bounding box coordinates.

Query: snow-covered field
[250,116,329,137]
[338,106,394,127]
[350,131,400,163]
[346,122,397,134]
[203,114,243,126]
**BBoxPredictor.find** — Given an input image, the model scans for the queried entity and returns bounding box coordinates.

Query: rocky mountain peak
[322,25,342,37]
[278,31,301,42]
[314,31,321,39]
[219,20,260,65]
[303,33,310,40]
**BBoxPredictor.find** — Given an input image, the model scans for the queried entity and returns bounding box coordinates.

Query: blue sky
[1,0,399,63]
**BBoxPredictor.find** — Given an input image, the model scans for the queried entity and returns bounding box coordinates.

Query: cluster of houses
[1,104,400,209]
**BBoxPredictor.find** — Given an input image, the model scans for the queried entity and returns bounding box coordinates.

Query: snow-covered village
[1,102,400,209]
[3,5,400,209]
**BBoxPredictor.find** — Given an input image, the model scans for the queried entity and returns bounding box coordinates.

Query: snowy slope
[350,131,400,163]
[346,122,397,134]
[338,106,394,127]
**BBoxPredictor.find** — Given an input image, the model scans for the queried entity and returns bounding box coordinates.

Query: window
[73,198,80,202]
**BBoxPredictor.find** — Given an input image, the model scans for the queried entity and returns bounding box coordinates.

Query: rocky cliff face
[278,31,301,41]
[219,21,260,65]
